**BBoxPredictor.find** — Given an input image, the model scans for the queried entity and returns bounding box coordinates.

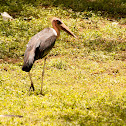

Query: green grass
[0,0,126,125]
[0,56,126,125]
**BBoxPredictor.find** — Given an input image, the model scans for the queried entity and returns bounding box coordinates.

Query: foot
[40,90,43,95]
[29,82,35,91]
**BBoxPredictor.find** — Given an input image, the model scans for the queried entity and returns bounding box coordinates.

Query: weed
[0,0,126,125]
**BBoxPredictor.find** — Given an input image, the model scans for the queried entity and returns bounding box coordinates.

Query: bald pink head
[51,17,77,38]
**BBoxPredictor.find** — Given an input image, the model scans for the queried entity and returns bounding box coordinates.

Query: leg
[40,57,47,95]
[28,72,35,91]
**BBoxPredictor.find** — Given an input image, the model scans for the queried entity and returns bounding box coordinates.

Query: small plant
[48,59,67,70]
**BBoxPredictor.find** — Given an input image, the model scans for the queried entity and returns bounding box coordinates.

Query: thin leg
[28,72,35,91]
[40,57,47,95]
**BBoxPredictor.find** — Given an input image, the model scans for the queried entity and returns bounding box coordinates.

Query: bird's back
[22,28,57,72]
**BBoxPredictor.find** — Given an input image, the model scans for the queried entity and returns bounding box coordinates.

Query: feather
[22,28,57,72]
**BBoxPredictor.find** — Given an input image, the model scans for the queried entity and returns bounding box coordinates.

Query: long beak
[60,23,77,38]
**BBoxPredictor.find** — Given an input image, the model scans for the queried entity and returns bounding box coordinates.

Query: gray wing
[22,28,57,72]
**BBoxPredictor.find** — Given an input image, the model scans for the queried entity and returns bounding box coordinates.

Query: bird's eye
[57,20,62,25]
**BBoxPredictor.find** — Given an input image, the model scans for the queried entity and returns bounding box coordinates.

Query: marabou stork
[22,17,77,94]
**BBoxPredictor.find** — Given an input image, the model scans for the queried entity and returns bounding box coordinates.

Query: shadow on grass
[0,0,126,19]
[83,38,126,52]
[60,104,126,125]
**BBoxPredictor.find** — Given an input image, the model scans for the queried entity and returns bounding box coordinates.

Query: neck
[52,22,60,38]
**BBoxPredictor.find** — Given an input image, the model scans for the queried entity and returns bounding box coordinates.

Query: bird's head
[52,17,77,38]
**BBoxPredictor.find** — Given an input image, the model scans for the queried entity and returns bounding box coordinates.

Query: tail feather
[22,62,33,72]
[22,50,35,72]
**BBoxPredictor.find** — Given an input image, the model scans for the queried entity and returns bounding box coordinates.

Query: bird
[22,17,77,94]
